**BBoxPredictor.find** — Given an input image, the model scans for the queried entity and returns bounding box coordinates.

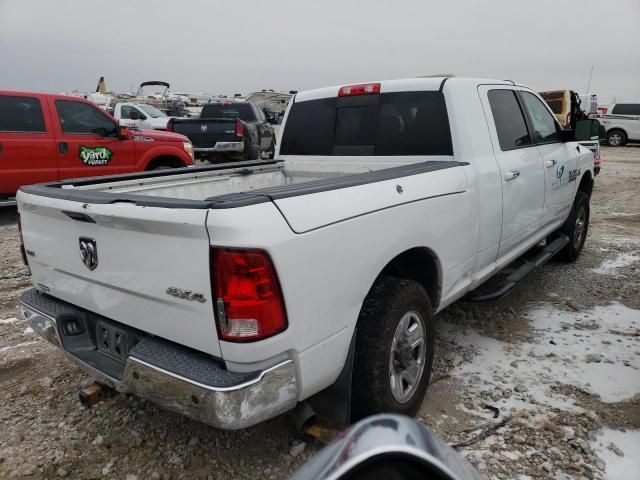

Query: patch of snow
[592,251,640,275]
[0,317,20,325]
[445,302,640,412]
[502,450,521,460]
[591,428,640,480]
[0,341,38,353]
[23,327,34,334]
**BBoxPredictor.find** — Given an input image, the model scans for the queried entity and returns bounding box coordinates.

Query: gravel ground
[1,146,639,479]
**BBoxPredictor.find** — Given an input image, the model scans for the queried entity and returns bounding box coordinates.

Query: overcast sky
[1,0,638,103]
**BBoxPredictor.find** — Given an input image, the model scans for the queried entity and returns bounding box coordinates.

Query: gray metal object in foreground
[20,296,298,430]
[292,413,482,480]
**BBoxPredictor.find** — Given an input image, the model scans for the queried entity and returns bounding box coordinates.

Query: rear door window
[0,96,46,132]
[487,90,532,151]
[611,103,640,115]
[280,91,453,156]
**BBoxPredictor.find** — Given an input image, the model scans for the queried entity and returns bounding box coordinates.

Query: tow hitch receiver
[79,382,115,408]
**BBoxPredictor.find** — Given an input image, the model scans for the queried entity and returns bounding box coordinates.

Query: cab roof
[294,77,525,102]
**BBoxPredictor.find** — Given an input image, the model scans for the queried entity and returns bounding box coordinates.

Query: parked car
[112,103,175,130]
[18,77,596,430]
[540,89,601,174]
[0,91,194,205]
[597,102,640,147]
[168,100,276,162]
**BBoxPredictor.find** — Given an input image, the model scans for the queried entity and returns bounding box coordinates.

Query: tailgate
[18,192,220,356]
[172,119,237,148]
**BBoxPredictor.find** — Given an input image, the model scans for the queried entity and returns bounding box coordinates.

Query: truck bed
[21,157,459,208]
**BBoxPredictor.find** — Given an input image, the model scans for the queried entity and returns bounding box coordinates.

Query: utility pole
[586,66,594,95]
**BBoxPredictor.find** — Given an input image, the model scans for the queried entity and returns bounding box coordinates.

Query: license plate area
[96,321,136,362]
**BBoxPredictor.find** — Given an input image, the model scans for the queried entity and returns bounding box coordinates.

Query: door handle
[504,170,520,181]
[58,142,69,154]
[0,142,3,155]
[545,159,557,168]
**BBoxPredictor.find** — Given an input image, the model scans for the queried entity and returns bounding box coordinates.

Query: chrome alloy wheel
[389,310,427,403]
[574,205,587,248]
[608,132,623,146]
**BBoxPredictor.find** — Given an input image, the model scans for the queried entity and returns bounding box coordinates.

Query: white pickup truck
[112,102,174,131]
[597,102,640,147]
[18,77,597,430]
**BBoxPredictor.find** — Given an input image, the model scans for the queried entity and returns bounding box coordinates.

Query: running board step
[465,234,570,302]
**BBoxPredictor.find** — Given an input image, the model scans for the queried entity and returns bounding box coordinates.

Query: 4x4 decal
[79,146,113,166]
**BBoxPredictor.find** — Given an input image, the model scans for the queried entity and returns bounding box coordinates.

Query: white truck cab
[113,102,174,130]
[17,77,596,430]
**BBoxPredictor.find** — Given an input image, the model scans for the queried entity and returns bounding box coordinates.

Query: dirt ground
[1,147,639,480]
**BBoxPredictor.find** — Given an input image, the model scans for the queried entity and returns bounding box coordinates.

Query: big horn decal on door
[79,146,113,165]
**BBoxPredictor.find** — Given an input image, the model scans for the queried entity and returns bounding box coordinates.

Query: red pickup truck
[0,91,194,204]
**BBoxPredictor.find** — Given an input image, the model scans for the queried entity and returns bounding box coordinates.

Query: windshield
[201,103,255,121]
[138,104,166,118]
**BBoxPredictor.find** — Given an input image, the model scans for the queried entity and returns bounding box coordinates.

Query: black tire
[557,191,590,262]
[242,144,260,161]
[606,130,627,147]
[351,277,435,421]
[266,139,276,159]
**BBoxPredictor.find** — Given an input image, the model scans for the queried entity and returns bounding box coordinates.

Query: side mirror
[117,125,129,140]
[560,129,575,142]
[575,119,602,141]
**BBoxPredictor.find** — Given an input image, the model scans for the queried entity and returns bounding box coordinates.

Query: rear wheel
[606,130,627,147]
[265,139,276,159]
[557,191,590,262]
[351,277,435,421]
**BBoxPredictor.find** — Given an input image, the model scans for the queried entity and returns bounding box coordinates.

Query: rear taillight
[166,119,174,132]
[17,213,29,270]
[212,248,287,342]
[235,119,244,138]
[338,82,380,97]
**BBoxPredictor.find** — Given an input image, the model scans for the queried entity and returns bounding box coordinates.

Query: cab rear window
[201,103,255,121]
[0,96,46,133]
[280,91,453,156]
[611,103,640,115]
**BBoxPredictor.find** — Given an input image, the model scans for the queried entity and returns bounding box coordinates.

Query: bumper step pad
[19,289,258,388]
[130,337,258,387]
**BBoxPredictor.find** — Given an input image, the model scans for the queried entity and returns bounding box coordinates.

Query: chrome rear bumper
[20,292,298,430]
[193,142,244,153]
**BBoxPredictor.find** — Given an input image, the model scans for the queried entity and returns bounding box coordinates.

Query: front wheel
[557,191,590,262]
[351,277,435,421]
[606,130,627,147]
